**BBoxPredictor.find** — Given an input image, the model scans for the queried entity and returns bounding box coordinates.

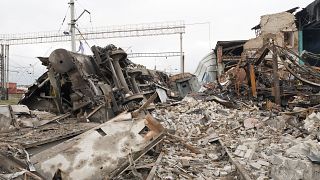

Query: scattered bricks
[250,162,262,170]
[308,112,317,119]
[234,145,247,157]
[223,165,232,173]
[180,157,191,167]
[257,176,268,180]
[244,118,258,129]
[238,160,247,165]
[244,149,254,160]
[234,149,241,156]
[220,171,228,176]
[257,160,270,167]
[316,112,320,121]
[238,151,245,158]
[212,169,220,177]
[207,153,219,160]
[237,145,248,151]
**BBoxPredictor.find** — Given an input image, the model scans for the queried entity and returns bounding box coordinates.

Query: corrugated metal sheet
[194,52,217,84]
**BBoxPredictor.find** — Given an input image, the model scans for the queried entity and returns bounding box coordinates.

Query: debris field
[1,2,320,180]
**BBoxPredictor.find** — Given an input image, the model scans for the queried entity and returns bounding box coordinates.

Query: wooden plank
[166,133,201,154]
[22,129,86,149]
[146,151,164,180]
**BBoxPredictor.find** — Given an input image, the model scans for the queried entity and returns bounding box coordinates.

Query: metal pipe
[130,76,140,93]
[112,58,130,93]
[108,58,121,89]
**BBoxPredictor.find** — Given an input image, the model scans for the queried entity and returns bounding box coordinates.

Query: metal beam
[272,44,281,105]
[0,44,9,100]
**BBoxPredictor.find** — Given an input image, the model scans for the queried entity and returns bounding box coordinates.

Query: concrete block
[238,151,245,158]
[257,160,270,167]
[244,149,254,160]
[220,171,228,176]
[237,145,248,151]
[223,165,232,173]
[234,149,241,156]
[250,162,262,170]
[212,169,220,177]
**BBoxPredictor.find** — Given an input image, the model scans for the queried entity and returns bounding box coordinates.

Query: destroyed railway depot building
[1,1,320,180]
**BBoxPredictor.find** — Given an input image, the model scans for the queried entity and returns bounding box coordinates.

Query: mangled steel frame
[19,45,170,123]
[0,44,172,179]
[237,42,320,105]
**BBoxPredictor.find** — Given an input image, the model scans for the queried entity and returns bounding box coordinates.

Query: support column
[272,44,281,105]
[69,0,76,52]
[298,30,304,65]
[4,45,9,100]
[0,45,5,100]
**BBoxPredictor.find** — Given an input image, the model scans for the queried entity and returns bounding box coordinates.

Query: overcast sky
[1,0,314,85]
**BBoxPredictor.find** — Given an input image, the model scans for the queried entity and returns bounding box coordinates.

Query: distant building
[296,0,320,66]
[0,82,26,95]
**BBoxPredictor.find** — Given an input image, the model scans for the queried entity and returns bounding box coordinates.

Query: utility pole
[69,0,76,52]
[180,33,184,73]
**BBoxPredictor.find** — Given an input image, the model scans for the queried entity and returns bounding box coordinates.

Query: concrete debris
[244,118,259,129]
[2,2,320,179]
[250,162,261,170]
[270,155,320,180]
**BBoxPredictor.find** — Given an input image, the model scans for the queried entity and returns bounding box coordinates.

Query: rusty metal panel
[249,64,257,97]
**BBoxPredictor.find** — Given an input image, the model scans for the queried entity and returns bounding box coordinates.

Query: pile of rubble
[1,38,320,179]
[143,95,320,179]
[0,43,201,180]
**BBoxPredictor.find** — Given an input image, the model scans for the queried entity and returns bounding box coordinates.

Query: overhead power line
[128,52,182,58]
[0,21,185,45]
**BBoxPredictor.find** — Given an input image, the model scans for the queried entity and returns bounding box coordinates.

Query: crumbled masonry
[2,3,320,179]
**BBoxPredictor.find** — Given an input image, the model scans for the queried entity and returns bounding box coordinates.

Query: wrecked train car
[19,45,171,122]
[0,44,168,179]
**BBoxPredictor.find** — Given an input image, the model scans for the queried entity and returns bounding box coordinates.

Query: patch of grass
[0,94,22,105]
[0,99,19,105]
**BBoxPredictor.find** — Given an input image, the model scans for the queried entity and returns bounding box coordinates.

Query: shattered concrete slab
[29,113,164,180]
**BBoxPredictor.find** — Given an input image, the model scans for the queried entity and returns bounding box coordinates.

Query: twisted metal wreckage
[215,42,320,108]
[1,41,320,180]
[0,44,185,179]
[21,44,171,120]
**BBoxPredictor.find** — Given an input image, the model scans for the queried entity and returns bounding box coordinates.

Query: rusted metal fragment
[30,113,164,180]
[249,64,257,97]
